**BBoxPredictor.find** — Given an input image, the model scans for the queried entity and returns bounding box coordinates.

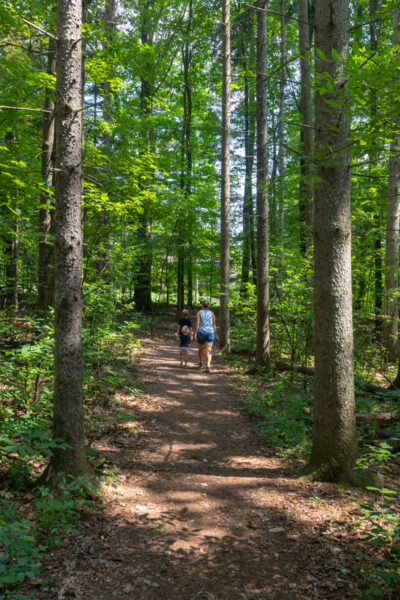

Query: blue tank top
[198,310,213,333]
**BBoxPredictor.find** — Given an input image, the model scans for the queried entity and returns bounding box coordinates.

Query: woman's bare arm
[212,312,218,337]
[194,311,200,337]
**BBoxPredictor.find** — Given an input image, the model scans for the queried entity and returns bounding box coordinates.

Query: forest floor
[26,320,397,600]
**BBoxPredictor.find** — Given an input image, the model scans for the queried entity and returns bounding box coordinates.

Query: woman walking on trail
[194,300,218,372]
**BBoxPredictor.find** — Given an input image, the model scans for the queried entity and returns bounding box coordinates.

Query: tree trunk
[277,0,286,270]
[220,0,231,351]
[2,215,19,313]
[368,0,383,336]
[134,0,154,313]
[177,1,193,317]
[240,23,255,292]
[45,0,92,480]
[298,0,314,256]
[177,238,184,317]
[38,38,56,311]
[94,0,116,277]
[187,251,193,309]
[185,2,193,311]
[303,0,360,484]
[383,8,400,360]
[270,111,278,244]
[255,0,270,369]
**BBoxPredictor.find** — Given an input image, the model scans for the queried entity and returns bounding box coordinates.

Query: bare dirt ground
[33,323,389,599]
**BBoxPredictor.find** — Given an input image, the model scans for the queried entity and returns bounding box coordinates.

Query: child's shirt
[178,317,192,333]
[179,333,191,348]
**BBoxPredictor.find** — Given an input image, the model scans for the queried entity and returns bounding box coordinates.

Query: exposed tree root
[299,460,378,487]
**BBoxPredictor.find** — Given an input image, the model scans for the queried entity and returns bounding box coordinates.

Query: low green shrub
[0,499,39,598]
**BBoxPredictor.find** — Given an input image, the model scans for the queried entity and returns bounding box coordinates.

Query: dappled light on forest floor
[22,325,397,600]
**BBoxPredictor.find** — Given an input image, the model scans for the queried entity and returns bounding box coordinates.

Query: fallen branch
[274,360,314,377]
[356,413,400,426]
[274,360,400,400]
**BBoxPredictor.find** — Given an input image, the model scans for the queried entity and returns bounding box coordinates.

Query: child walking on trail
[177,325,191,368]
[175,308,193,337]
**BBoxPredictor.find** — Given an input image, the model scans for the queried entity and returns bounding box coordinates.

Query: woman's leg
[205,342,213,368]
[198,343,205,365]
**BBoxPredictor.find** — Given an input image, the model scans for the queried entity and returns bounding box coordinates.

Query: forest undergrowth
[0,306,399,599]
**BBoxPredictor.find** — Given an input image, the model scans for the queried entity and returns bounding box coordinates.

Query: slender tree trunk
[185,1,193,311]
[270,111,278,244]
[134,0,154,313]
[368,0,383,336]
[12,213,18,313]
[178,1,193,316]
[2,214,19,313]
[298,0,314,256]
[38,38,56,311]
[383,7,400,360]
[177,243,184,317]
[255,0,270,369]
[240,26,255,292]
[220,0,231,351]
[384,138,400,358]
[94,0,116,277]
[187,252,193,308]
[277,0,286,268]
[195,274,199,304]
[45,0,92,480]
[303,0,360,484]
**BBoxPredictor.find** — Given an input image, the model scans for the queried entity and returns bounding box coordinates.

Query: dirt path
[37,327,370,599]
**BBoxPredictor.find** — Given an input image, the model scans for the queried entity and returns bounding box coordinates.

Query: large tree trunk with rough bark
[383,8,400,360]
[303,0,360,484]
[45,0,92,480]
[219,0,231,351]
[255,0,270,369]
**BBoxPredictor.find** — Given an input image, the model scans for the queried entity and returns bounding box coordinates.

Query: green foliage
[356,442,399,473]
[243,375,312,454]
[353,441,400,598]
[0,499,39,596]
[34,476,98,547]
[230,283,257,352]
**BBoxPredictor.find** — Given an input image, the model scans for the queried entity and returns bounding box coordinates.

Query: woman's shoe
[205,366,211,373]
[198,361,203,368]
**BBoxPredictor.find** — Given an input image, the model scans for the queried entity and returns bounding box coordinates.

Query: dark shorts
[197,331,214,344]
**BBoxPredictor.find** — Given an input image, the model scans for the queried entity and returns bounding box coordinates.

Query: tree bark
[255,0,270,369]
[298,0,314,256]
[134,0,155,313]
[38,38,56,311]
[383,8,400,360]
[45,0,92,480]
[303,0,360,484]
[220,0,231,351]
[368,0,383,336]
[178,0,193,316]
[94,0,116,277]
[277,0,286,269]
[240,20,256,292]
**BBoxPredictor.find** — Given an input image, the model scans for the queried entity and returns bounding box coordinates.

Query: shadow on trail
[34,328,378,600]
